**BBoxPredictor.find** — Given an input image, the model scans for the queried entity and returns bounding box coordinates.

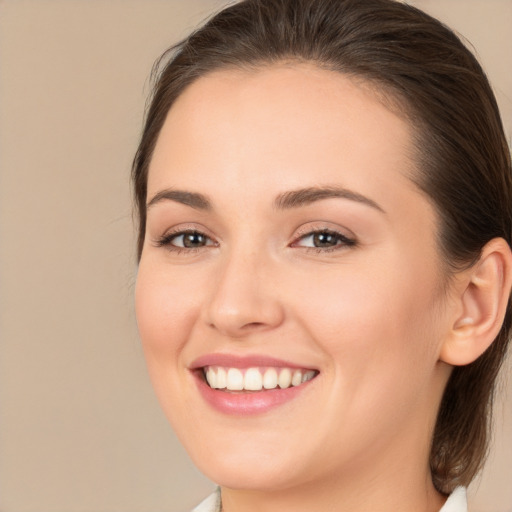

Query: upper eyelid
[293,224,356,240]
[161,224,217,240]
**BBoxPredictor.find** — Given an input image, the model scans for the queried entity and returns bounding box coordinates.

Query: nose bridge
[204,238,284,337]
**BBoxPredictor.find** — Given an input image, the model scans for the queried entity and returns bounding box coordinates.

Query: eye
[155,229,216,251]
[292,229,356,251]
[172,231,209,248]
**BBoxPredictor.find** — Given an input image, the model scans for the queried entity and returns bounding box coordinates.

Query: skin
[135,64,460,512]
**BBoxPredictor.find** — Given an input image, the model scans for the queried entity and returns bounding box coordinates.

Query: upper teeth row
[205,366,316,391]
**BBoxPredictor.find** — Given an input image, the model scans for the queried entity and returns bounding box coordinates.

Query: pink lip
[189,353,318,416]
[189,353,316,370]
[193,374,315,415]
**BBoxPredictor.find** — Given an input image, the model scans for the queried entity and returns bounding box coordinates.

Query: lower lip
[193,372,315,415]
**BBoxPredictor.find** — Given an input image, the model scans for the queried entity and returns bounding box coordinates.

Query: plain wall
[0,1,510,511]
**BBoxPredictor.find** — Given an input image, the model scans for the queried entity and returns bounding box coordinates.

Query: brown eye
[294,229,356,251]
[156,229,216,251]
[312,231,339,248]
[179,231,208,248]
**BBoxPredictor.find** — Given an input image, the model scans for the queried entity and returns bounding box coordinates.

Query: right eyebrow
[146,189,212,211]
[273,185,385,213]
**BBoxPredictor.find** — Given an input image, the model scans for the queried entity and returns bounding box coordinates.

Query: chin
[186,436,317,492]
[197,459,300,492]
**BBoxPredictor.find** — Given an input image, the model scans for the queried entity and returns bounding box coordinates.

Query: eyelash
[154,228,357,255]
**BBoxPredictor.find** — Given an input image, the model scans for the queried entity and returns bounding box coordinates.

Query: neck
[220,464,446,512]
[220,409,447,512]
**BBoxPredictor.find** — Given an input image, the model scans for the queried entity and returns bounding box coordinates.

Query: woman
[132,0,512,510]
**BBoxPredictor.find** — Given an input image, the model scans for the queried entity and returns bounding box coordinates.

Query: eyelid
[293,222,355,239]
[293,221,356,240]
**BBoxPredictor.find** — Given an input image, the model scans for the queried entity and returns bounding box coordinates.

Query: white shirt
[192,486,468,512]
[440,487,468,512]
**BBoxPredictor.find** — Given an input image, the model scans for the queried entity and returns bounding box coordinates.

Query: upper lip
[189,353,318,371]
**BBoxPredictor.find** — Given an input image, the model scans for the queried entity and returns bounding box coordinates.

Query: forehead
[148,63,420,210]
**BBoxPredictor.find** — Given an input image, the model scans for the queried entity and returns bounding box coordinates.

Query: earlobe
[440,238,512,366]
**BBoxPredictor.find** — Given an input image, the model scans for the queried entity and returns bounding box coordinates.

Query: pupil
[183,232,204,248]
[314,232,336,247]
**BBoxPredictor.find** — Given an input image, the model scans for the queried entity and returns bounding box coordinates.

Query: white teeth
[278,368,292,388]
[226,368,244,390]
[291,370,302,386]
[263,368,278,389]
[216,367,227,389]
[205,366,317,391]
[244,368,263,391]
[206,367,217,389]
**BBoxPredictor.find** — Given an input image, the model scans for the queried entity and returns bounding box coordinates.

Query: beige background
[0,1,510,511]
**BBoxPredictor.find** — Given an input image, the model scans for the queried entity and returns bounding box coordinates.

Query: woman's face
[136,65,452,491]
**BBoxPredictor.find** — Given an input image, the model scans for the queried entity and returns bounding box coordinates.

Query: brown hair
[132,0,512,494]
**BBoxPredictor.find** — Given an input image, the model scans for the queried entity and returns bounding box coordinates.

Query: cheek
[135,261,201,375]
[134,259,212,436]
[291,251,443,397]
[298,261,445,463]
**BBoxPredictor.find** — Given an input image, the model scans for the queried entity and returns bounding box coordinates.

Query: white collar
[192,488,221,512]
[439,487,468,512]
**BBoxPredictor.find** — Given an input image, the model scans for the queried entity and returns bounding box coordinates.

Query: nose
[203,247,285,338]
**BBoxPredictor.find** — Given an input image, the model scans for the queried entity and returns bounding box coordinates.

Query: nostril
[243,322,266,329]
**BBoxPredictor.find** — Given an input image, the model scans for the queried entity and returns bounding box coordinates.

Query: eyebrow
[147,189,212,211]
[146,186,384,213]
[273,186,385,213]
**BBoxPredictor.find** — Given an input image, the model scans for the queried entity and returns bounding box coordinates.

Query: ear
[440,238,512,366]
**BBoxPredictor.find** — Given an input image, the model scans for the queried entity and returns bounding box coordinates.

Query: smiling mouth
[202,366,318,392]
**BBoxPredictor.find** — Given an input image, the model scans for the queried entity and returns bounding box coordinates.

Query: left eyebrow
[273,186,385,213]
[146,189,212,211]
